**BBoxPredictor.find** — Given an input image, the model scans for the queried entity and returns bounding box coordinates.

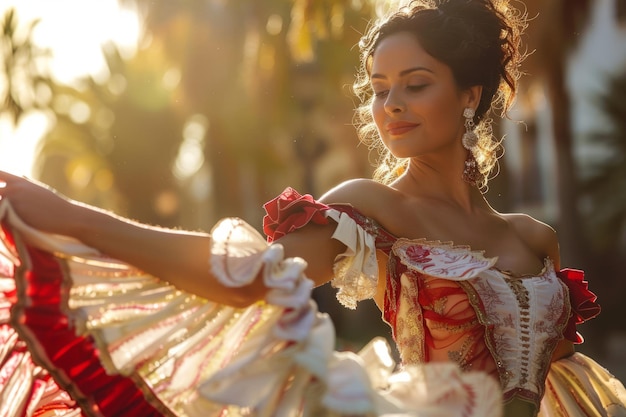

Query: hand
[0,170,81,236]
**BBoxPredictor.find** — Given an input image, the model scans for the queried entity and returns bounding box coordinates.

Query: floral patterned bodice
[397,247,571,401]
[262,188,601,411]
[327,204,572,408]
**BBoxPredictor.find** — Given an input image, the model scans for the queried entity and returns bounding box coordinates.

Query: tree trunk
[541,0,592,267]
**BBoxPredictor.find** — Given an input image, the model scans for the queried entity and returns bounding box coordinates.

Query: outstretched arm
[0,171,344,308]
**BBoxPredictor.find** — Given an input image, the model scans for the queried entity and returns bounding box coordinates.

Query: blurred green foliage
[0,8,50,124]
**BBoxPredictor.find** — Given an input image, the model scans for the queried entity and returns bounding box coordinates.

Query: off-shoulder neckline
[328,204,553,279]
[393,236,554,279]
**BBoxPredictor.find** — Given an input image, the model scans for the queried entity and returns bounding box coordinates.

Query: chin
[385,145,421,159]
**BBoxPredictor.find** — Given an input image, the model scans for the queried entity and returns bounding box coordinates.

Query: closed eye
[408,84,429,92]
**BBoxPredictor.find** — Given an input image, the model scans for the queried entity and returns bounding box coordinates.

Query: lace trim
[325,209,378,309]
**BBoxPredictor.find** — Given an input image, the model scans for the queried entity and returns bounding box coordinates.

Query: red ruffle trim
[1,243,80,417]
[3,225,166,417]
[263,187,329,242]
[558,268,601,344]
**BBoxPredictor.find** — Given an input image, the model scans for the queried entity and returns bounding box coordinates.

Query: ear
[462,85,483,110]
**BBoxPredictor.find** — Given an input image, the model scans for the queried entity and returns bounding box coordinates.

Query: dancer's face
[369,31,475,159]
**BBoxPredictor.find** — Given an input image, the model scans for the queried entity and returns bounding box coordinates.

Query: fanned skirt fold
[0,200,504,416]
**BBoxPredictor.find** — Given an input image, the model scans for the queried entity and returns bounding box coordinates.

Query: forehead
[370,31,445,77]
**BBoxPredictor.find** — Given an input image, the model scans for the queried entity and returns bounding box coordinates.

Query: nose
[383,87,405,114]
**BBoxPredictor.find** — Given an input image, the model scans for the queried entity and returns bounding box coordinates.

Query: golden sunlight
[0,0,140,176]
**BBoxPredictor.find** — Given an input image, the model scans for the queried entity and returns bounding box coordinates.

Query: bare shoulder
[319,178,399,220]
[503,213,561,268]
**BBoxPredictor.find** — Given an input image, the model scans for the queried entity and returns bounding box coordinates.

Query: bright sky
[0,0,141,176]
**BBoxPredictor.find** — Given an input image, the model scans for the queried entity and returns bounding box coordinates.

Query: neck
[394,155,486,213]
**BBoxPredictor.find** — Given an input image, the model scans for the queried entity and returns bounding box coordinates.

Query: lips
[386,121,419,135]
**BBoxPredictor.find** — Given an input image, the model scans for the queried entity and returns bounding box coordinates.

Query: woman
[0,0,625,416]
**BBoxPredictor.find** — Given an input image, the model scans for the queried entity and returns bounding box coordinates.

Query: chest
[381,207,545,276]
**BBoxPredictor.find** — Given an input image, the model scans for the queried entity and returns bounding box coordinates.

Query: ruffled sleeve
[262,187,329,242]
[325,209,378,309]
[557,268,601,344]
[262,189,380,310]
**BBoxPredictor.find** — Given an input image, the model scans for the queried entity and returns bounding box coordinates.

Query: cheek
[371,100,387,133]
[371,100,383,122]
[417,91,462,135]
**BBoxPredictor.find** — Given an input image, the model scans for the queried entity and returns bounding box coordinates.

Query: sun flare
[0,0,140,177]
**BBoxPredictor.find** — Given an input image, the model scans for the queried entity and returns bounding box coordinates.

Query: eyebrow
[370,66,434,80]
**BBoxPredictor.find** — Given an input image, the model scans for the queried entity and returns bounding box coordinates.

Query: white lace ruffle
[326,209,379,309]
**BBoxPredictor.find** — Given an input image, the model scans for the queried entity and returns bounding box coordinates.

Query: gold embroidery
[506,279,531,385]
[429,317,478,333]
[395,273,425,364]
[458,280,513,388]
[431,296,448,315]
[448,334,478,370]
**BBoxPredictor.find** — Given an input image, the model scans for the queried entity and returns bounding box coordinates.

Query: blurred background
[1,0,625,379]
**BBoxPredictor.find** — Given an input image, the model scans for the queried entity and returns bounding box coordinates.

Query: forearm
[0,172,341,307]
[66,202,267,307]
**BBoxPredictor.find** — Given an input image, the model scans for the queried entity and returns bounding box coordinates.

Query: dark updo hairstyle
[353,0,526,189]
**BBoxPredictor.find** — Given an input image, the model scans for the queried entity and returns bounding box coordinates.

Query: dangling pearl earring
[461,107,480,185]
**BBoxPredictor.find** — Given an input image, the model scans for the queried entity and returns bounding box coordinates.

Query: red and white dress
[0,188,624,416]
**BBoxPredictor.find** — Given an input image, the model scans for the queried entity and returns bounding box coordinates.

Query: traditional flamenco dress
[0,188,625,417]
